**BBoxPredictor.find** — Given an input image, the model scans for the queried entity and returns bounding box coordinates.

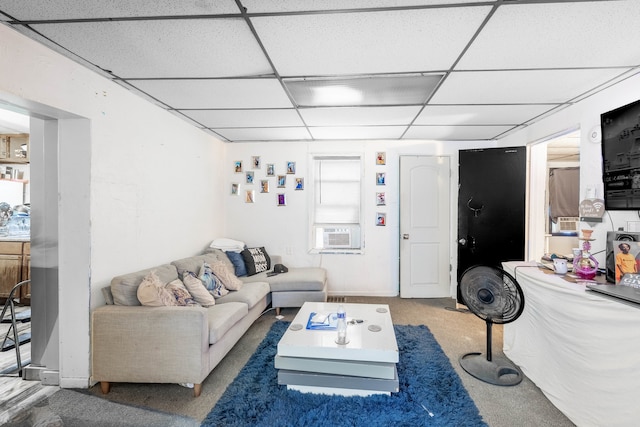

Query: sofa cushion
[202,248,236,273]
[241,268,327,292]
[182,272,216,307]
[216,281,270,309]
[225,251,248,277]
[206,302,248,345]
[101,286,114,305]
[111,264,178,306]
[171,252,222,277]
[241,247,271,276]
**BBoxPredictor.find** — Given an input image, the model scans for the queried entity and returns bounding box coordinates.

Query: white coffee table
[275,302,399,396]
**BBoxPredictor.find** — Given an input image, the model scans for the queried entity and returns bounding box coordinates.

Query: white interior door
[400,156,450,298]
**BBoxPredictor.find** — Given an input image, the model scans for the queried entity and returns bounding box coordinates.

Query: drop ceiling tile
[458,1,640,70]
[571,68,640,104]
[300,106,421,126]
[251,6,491,76]
[32,19,271,78]
[214,127,311,141]
[404,125,512,140]
[0,0,239,20]
[415,104,556,126]
[181,109,304,128]
[130,79,293,109]
[430,69,626,104]
[243,0,489,13]
[309,126,406,140]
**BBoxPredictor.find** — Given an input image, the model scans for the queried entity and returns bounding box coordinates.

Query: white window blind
[314,157,360,223]
[311,155,362,252]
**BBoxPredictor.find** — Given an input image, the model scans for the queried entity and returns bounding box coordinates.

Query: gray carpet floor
[5,297,574,427]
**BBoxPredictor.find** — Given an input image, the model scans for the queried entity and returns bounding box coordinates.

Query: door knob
[458,238,467,245]
[403,234,410,240]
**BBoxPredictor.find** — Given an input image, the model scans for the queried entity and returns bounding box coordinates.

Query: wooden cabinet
[0,240,30,304]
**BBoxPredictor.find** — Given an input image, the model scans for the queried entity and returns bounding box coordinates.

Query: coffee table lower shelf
[278,368,399,396]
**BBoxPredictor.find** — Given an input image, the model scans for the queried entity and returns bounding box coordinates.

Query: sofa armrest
[91,305,209,384]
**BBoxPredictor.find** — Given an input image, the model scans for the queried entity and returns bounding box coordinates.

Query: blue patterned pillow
[225,251,248,277]
[198,262,228,298]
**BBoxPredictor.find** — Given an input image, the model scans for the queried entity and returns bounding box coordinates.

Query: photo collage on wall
[376,152,386,226]
[232,157,303,206]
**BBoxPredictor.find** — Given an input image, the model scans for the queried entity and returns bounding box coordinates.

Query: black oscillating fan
[458,265,525,386]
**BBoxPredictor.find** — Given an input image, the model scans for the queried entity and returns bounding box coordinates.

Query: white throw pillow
[166,279,199,307]
[182,272,216,307]
[210,261,243,291]
[137,271,178,307]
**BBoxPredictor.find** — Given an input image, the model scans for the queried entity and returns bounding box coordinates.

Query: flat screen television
[601,99,640,210]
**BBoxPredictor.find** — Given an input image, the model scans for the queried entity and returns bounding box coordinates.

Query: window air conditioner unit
[323,228,352,248]
[558,217,579,233]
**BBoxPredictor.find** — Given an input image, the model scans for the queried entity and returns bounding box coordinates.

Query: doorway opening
[527,128,581,263]
[0,96,92,392]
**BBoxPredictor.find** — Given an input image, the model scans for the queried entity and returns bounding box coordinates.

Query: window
[310,155,363,253]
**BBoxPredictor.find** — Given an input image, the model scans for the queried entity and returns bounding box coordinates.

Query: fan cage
[460,265,525,325]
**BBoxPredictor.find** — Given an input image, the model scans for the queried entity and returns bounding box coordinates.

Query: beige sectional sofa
[91,248,326,397]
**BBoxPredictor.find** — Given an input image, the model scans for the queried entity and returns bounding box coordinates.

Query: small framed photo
[277,175,287,188]
[277,193,287,206]
[287,161,296,174]
[614,240,640,283]
[231,183,239,195]
[252,156,261,169]
[295,177,304,190]
[376,192,386,206]
[376,172,386,186]
[376,152,386,165]
[376,212,386,226]
[245,190,255,203]
[266,163,275,177]
[234,160,243,173]
[246,171,254,184]
[260,180,269,193]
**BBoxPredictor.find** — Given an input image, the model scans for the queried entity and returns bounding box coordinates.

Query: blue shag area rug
[202,322,487,427]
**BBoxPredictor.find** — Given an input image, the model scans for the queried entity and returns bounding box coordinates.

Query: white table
[503,261,640,427]
[276,302,399,396]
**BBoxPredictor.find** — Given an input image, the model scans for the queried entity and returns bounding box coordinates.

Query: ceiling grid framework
[0,0,639,142]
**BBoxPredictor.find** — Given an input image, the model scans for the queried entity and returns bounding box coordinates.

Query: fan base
[459,352,523,386]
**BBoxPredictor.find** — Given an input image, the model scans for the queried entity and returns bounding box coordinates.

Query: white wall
[0,24,225,386]
[224,139,496,297]
[501,70,640,268]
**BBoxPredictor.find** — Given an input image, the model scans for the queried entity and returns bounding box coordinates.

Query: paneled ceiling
[1,0,639,143]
